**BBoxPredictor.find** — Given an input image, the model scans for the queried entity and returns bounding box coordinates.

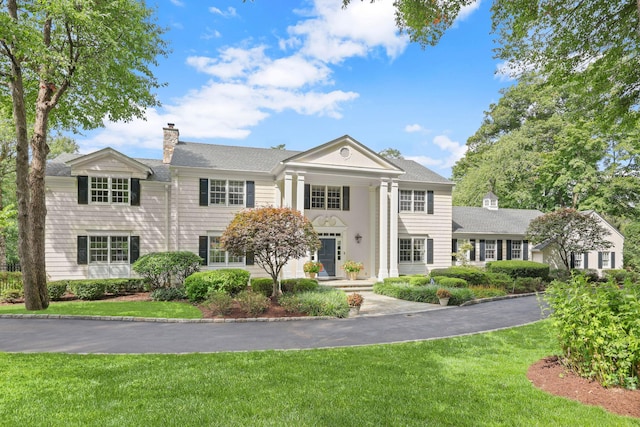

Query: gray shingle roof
[47,153,171,182]
[390,158,452,185]
[452,206,543,235]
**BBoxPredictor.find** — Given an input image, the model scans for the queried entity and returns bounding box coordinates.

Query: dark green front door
[318,238,336,276]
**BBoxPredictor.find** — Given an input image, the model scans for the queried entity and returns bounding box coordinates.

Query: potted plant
[347,292,364,315]
[342,260,363,280]
[303,261,323,278]
[436,288,451,306]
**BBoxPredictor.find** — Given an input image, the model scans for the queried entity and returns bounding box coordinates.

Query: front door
[318,238,336,276]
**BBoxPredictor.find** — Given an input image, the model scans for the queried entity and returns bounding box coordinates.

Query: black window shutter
[78,176,88,204]
[246,251,255,266]
[130,236,140,264]
[427,191,434,215]
[611,252,615,269]
[506,240,512,260]
[583,253,589,269]
[598,252,603,269]
[469,239,476,261]
[479,240,486,262]
[246,181,255,208]
[523,240,529,260]
[570,253,576,269]
[427,238,434,264]
[199,179,208,206]
[451,239,457,262]
[130,178,140,206]
[304,184,310,210]
[199,236,208,265]
[497,240,503,260]
[342,186,350,211]
[77,236,88,264]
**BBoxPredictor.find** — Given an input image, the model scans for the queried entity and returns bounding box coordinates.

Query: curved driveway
[0,295,545,354]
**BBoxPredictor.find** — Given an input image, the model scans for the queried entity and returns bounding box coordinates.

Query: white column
[369,186,376,280]
[377,179,389,280]
[295,172,306,278]
[283,173,293,208]
[389,180,399,277]
[274,183,282,207]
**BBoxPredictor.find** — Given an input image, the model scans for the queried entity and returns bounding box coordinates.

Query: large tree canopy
[1,0,167,309]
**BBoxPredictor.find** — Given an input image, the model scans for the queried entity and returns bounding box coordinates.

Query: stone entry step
[318,278,376,293]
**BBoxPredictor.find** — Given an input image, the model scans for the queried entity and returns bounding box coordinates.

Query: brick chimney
[163,123,179,164]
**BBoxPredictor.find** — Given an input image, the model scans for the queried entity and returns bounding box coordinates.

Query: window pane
[209,236,226,264]
[327,186,341,209]
[90,177,109,203]
[311,185,325,209]
[485,240,496,260]
[110,236,129,262]
[89,236,109,263]
[399,190,412,211]
[413,239,425,262]
[111,178,129,204]
[399,238,412,262]
[512,241,522,259]
[602,252,610,268]
[228,180,245,206]
[413,191,425,212]
[210,180,226,205]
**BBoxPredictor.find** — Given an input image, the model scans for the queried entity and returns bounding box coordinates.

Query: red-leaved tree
[221,207,320,298]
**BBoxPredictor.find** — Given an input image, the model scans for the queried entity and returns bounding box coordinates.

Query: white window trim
[511,240,523,260]
[485,239,496,261]
[399,237,426,263]
[574,253,584,269]
[601,252,610,269]
[208,235,245,266]
[88,233,131,265]
[208,180,246,207]
[310,185,342,210]
[89,176,130,205]
[399,189,426,213]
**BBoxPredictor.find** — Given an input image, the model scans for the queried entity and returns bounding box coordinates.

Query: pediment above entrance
[311,214,347,228]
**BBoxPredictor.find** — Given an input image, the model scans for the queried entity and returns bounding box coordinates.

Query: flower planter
[439,297,450,306]
[307,272,317,279]
[349,306,361,316]
[347,272,358,281]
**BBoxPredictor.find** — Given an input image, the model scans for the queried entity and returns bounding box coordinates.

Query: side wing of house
[45,149,169,281]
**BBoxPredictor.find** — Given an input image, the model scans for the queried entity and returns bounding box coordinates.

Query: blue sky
[80,0,513,178]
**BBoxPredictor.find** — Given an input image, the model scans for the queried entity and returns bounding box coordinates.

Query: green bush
[150,287,186,301]
[235,290,270,316]
[104,278,146,295]
[603,269,637,284]
[469,286,508,299]
[279,288,349,318]
[0,288,23,303]
[433,277,468,288]
[281,278,319,294]
[47,281,68,300]
[132,251,201,289]
[184,269,250,302]
[510,277,545,293]
[67,280,106,300]
[575,269,601,282]
[373,282,474,306]
[205,290,234,316]
[428,267,488,285]
[545,276,640,389]
[0,272,22,291]
[548,268,572,283]
[486,260,549,280]
[485,272,512,290]
[250,278,275,297]
[383,277,412,285]
[408,275,431,286]
[448,287,475,306]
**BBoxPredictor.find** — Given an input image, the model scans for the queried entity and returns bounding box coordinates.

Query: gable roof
[452,206,543,235]
[47,153,171,182]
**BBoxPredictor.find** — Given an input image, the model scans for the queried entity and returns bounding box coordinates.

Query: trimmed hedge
[47,281,68,300]
[281,278,319,294]
[432,276,468,288]
[67,280,107,300]
[603,269,639,284]
[150,287,186,301]
[279,288,349,317]
[132,251,201,289]
[373,282,474,306]
[428,267,488,285]
[250,278,275,297]
[469,286,508,299]
[485,272,512,290]
[184,269,250,302]
[383,277,412,285]
[486,260,549,280]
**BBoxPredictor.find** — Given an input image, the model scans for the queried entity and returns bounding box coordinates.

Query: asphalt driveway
[0,295,546,354]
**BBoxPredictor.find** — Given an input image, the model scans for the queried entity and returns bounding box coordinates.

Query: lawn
[1,322,638,426]
[0,300,202,319]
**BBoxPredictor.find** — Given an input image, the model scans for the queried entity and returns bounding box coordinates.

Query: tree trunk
[0,189,6,270]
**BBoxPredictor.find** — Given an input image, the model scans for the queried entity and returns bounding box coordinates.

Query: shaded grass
[1,321,638,426]
[0,300,202,319]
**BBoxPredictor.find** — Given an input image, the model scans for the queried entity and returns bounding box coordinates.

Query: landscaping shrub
[205,290,234,316]
[150,287,186,301]
[510,277,545,294]
[67,280,106,300]
[447,287,475,306]
[485,272,512,290]
[0,288,23,303]
[47,281,68,300]
[469,286,508,299]
[548,268,572,283]
[383,277,412,285]
[486,260,549,280]
[279,287,349,317]
[104,278,145,295]
[235,290,270,316]
[184,269,250,302]
[0,272,22,291]
[373,282,474,305]
[281,278,319,294]
[408,275,431,286]
[545,276,640,389]
[428,267,488,285]
[250,278,274,297]
[603,269,638,284]
[132,251,201,289]
[433,276,468,288]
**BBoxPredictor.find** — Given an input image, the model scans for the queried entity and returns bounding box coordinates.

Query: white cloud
[432,134,467,167]
[209,6,237,18]
[457,1,481,22]
[201,28,222,40]
[404,124,432,134]
[405,155,442,167]
[169,0,184,6]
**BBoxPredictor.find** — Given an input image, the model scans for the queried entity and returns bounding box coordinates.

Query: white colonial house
[44,125,454,281]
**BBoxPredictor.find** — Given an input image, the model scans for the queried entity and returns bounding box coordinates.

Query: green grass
[1,321,638,426]
[0,300,202,319]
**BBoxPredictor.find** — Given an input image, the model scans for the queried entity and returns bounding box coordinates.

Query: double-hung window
[210,180,245,206]
[574,253,583,269]
[199,236,245,266]
[90,177,129,204]
[399,189,433,213]
[511,240,522,260]
[89,236,130,264]
[485,240,496,261]
[399,238,425,262]
[311,185,341,210]
[601,252,610,269]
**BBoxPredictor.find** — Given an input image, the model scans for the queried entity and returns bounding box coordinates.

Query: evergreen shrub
[184,269,249,302]
[486,260,549,280]
[428,267,488,285]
